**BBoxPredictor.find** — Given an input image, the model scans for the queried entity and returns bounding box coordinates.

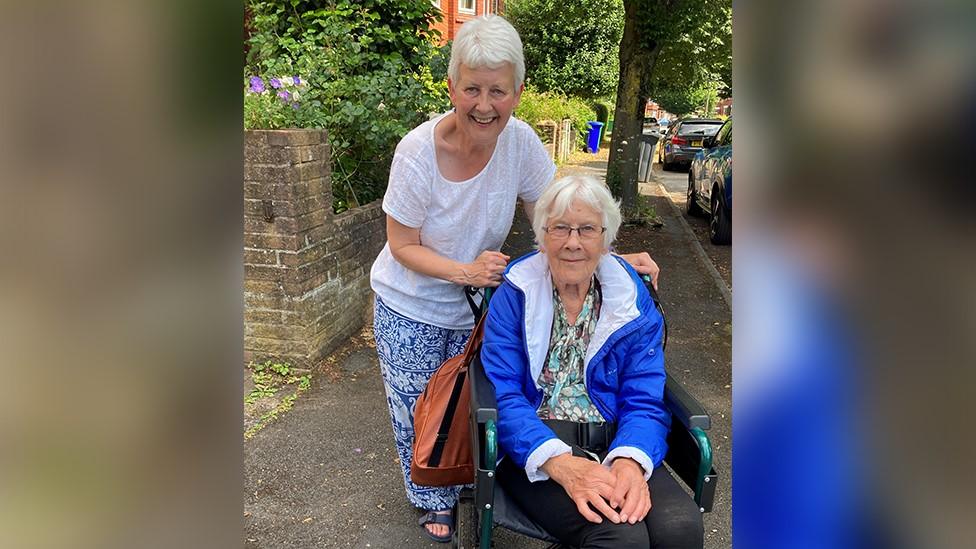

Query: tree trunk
[607,1,643,213]
[607,1,662,217]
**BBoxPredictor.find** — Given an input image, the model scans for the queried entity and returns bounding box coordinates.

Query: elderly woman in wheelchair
[480,175,704,548]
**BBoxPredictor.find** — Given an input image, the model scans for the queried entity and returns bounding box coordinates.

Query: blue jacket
[481,251,670,482]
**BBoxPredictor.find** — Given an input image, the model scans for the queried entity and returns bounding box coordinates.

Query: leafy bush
[245,1,450,212]
[515,87,597,151]
[507,0,624,99]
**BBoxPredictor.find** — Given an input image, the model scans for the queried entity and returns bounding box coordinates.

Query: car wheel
[710,191,731,245]
[687,173,704,216]
[662,152,672,171]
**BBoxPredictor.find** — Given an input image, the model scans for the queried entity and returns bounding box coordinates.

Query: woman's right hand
[455,250,510,287]
[541,454,622,524]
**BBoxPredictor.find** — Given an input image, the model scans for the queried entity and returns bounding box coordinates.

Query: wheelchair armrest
[663,375,716,512]
[469,354,498,424]
[665,376,711,431]
[467,354,498,522]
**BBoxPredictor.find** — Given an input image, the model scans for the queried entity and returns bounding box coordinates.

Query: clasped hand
[459,250,510,287]
[542,454,651,525]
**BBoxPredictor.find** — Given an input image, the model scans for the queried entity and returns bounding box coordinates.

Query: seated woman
[481,175,703,548]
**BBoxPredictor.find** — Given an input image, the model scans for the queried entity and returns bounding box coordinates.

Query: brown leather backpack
[410,315,485,487]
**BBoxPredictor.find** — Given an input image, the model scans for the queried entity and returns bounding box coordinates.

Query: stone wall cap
[246,128,328,147]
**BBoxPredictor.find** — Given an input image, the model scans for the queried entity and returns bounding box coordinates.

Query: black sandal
[418,509,454,543]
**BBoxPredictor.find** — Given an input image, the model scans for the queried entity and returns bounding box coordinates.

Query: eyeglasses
[543,224,606,240]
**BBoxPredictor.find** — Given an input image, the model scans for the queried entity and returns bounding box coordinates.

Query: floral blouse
[536,277,607,423]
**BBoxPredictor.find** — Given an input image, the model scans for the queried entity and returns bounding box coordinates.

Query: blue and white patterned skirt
[373,295,471,511]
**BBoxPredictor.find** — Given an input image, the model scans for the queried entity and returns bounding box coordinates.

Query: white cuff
[603,446,654,481]
[524,438,572,482]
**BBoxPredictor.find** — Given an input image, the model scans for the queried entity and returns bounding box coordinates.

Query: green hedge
[244,0,449,212]
[515,87,596,151]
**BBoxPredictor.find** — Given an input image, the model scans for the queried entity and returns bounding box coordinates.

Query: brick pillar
[244,129,387,369]
[244,129,331,368]
[537,121,557,161]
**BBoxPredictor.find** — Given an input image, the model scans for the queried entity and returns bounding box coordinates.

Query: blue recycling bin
[586,121,604,154]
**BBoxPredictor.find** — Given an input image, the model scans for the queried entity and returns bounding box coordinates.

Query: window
[677,122,723,137]
[720,120,733,145]
[459,0,476,14]
[711,120,732,146]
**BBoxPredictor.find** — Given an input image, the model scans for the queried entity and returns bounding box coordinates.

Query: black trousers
[497,457,703,549]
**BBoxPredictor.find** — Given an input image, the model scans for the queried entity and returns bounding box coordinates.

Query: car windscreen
[678,123,723,137]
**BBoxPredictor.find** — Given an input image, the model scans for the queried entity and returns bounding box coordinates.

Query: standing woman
[369,15,659,543]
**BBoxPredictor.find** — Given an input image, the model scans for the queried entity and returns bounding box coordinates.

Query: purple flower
[277,90,291,101]
[270,78,282,89]
[249,76,265,93]
[293,76,301,85]
[291,102,300,110]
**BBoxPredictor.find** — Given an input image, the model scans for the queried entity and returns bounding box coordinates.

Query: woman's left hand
[618,252,660,289]
[609,458,652,524]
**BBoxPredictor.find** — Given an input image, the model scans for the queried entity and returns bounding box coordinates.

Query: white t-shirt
[370,112,556,330]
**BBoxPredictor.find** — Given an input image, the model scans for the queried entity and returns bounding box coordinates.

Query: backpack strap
[463,286,482,320]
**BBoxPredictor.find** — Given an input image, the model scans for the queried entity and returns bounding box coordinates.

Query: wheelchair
[454,280,717,549]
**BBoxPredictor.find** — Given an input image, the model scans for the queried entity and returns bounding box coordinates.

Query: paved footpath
[245,160,732,548]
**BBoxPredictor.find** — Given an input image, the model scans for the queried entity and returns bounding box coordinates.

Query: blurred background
[0,1,243,548]
[734,0,975,547]
[0,0,972,547]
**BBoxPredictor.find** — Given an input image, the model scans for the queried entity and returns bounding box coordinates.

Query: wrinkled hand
[609,458,651,524]
[458,251,510,288]
[619,252,660,290]
[542,454,621,524]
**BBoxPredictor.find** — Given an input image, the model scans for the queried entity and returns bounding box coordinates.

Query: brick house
[430,0,504,44]
[715,97,732,116]
[644,100,673,123]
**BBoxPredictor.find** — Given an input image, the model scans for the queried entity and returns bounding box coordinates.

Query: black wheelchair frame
[453,280,717,549]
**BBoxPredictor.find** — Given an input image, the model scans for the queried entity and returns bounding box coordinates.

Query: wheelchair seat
[455,281,717,549]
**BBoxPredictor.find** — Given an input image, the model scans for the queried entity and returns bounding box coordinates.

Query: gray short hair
[532,176,622,250]
[448,15,525,91]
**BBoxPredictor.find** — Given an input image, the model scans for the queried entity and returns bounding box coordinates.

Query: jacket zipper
[585,315,648,421]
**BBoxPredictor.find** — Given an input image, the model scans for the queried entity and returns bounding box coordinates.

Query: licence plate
[692,140,703,147]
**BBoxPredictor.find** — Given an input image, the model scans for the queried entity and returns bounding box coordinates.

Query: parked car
[659,118,724,171]
[642,116,660,135]
[688,118,732,244]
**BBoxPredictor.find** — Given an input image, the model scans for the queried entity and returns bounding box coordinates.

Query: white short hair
[448,15,525,90]
[532,176,622,250]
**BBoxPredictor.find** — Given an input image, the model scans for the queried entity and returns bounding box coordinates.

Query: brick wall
[244,129,386,368]
[431,0,506,44]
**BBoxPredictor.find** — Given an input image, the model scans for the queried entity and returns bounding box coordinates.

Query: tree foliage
[246,0,443,74]
[506,0,625,100]
[245,0,450,211]
[643,1,731,115]
[607,0,731,211]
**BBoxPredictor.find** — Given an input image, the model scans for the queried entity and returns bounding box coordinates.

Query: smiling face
[541,198,608,290]
[448,63,522,147]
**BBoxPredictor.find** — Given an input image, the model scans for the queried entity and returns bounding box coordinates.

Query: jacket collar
[504,251,641,388]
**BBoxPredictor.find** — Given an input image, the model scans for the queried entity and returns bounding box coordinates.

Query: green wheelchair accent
[691,427,713,509]
[479,420,496,549]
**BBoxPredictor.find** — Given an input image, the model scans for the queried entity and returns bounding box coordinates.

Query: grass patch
[244,360,312,440]
[624,194,662,227]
